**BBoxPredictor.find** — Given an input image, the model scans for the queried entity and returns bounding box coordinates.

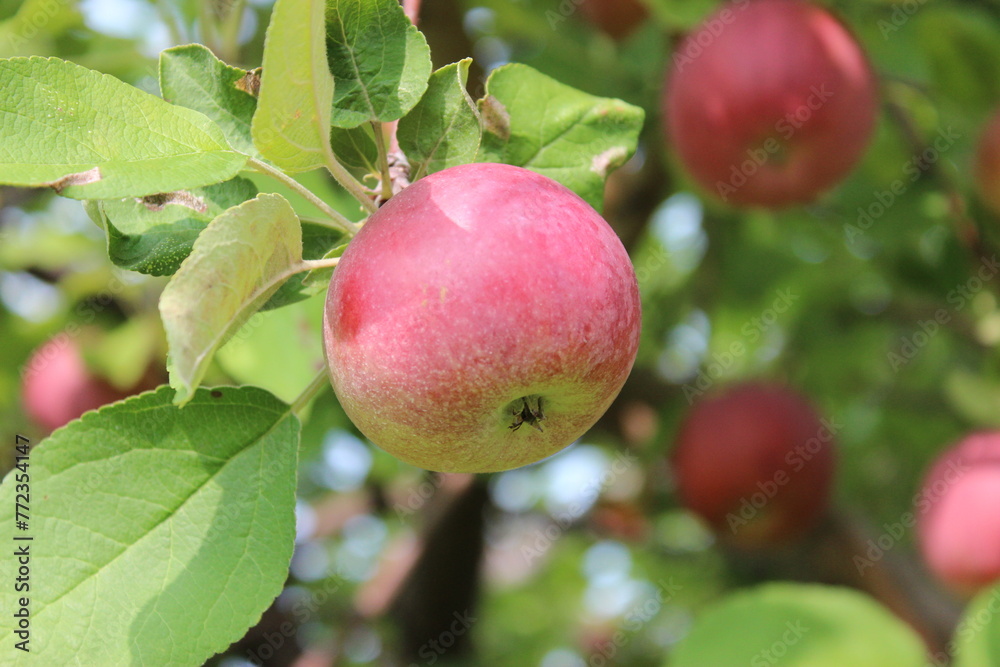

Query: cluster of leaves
[0,0,643,664]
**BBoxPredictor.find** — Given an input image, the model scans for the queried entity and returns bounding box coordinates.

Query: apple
[579,0,649,41]
[662,0,879,207]
[671,383,836,546]
[917,432,1000,597]
[21,336,161,432]
[974,110,1000,215]
[323,163,641,473]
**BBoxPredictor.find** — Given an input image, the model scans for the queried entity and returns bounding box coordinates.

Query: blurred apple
[974,109,1000,215]
[917,432,1000,597]
[662,0,878,207]
[671,382,837,546]
[579,0,649,41]
[21,336,162,432]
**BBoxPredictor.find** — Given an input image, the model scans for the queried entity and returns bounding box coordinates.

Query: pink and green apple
[323,163,641,473]
[917,432,1000,596]
[21,337,161,432]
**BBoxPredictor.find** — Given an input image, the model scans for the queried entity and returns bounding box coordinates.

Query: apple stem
[322,143,379,214]
[372,121,395,201]
[291,369,332,417]
[300,257,341,272]
[248,158,362,235]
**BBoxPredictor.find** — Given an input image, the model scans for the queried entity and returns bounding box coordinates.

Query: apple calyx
[509,395,545,432]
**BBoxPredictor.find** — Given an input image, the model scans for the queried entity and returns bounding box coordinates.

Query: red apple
[974,110,1000,215]
[662,0,879,207]
[21,336,161,432]
[323,163,641,473]
[579,0,649,41]
[917,432,1000,597]
[671,383,837,546]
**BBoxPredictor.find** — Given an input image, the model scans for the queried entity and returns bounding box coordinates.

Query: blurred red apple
[663,0,879,207]
[579,0,649,41]
[974,110,1000,215]
[671,383,837,546]
[323,163,641,473]
[917,432,1000,597]
[21,336,161,432]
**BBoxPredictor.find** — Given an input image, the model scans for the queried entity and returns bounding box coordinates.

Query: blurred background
[2,0,1000,664]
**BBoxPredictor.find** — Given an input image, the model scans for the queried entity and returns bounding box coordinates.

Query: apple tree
[1,0,1000,666]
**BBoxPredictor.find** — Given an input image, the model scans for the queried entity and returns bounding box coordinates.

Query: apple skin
[323,163,641,473]
[580,0,649,41]
[663,0,879,207]
[974,110,1000,215]
[671,383,836,546]
[917,432,1000,597]
[21,337,161,432]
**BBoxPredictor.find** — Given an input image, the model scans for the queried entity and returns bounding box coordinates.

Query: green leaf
[0,57,247,198]
[261,221,346,311]
[944,369,1000,428]
[159,44,260,156]
[953,584,1000,667]
[669,583,928,667]
[914,6,1000,113]
[251,0,333,172]
[0,386,298,667]
[399,58,482,180]
[88,176,258,277]
[326,0,432,128]
[476,63,644,211]
[329,123,380,178]
[159,193,304,405]
[0,0,25,22]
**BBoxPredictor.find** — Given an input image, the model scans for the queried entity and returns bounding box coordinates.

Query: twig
[372,122,394,201]
[248,157,362,235]
[884,95,985,259]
